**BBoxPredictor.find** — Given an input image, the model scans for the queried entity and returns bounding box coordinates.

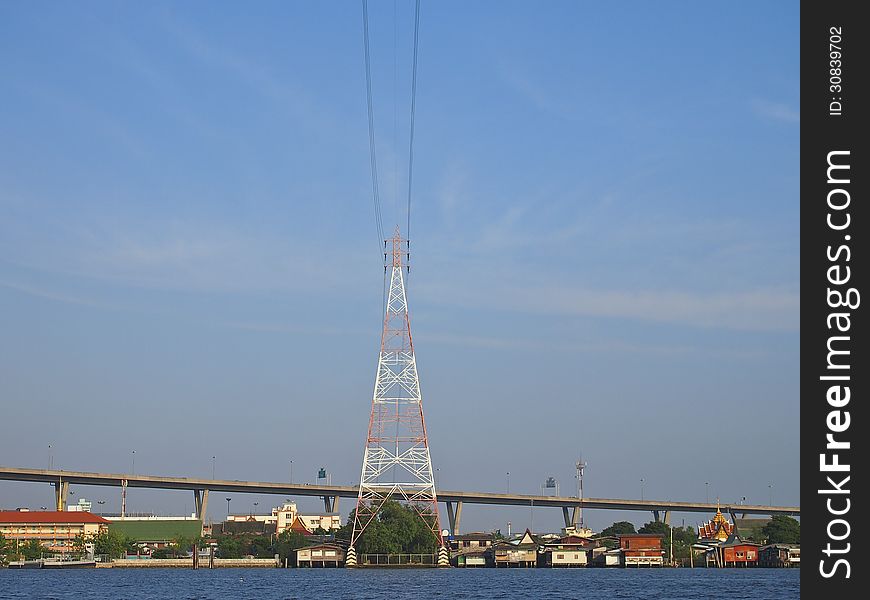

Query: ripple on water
[0,567,800,600]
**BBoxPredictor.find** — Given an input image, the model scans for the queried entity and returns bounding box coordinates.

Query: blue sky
[0,1,798,531]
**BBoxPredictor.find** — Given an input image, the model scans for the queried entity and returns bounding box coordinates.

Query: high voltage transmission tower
[348,0,445,567]
[347,229,447,567]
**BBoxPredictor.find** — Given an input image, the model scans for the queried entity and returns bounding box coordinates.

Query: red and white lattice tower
[347,228,446,566]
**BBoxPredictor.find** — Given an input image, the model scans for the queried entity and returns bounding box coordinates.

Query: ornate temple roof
[697,501,733,542]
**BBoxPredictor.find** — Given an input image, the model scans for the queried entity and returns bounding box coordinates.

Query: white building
[65,498,93,512]
[227,502,341,533]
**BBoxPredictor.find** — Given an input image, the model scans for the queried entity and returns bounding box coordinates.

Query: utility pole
[576,458,587,528]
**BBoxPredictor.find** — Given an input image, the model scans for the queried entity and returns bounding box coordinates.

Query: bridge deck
[0,466,799,516]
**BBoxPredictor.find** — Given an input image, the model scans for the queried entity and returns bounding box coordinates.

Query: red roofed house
[617,534,664,567]
[717,538,761,567]
[0,510,110,553]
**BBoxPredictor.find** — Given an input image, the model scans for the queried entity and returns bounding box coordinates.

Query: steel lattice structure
[349,229,443,554]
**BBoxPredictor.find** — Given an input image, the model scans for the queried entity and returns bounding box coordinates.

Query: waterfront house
[617,534,664,567]
[540,535,596,567]
[717,537,761,567]
[493,529,539,568]
[592,547,622,567]
[454,549,490,568]
[449,532,495,553]
[759,544,800,568]
[696,533,760,568]
[450,533,494,567]
[296,543,345,567]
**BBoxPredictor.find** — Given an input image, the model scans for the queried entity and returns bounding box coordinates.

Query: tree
[599,521,636,536]
[216,536,243,559]
[247,535,274,558]
[93,529,133,558]
[636,522,698,562]
[344,501,439,554]
[169,534,207,558]
[762,515,800,544]
[275,530,308,557]
[0,532,9,561]
[671,526,698,561]
[21,539,45,560]
[638,521,669,536]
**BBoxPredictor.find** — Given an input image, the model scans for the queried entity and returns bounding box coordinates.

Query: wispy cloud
[415,329,775,360]
[751,99,799,123]
[224,321,369,338]
[160,16,328,128]
[0,279,119,310]
[497,64,576,121]
[1,214,369,297]
[10,81,149,158]
[418,280,798,333]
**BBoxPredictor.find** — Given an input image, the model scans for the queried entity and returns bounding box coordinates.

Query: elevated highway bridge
[0,466,799,535]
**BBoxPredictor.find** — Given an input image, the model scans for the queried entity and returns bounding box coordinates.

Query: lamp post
[212,456,216,480]
[226,497,231,518]
[97,500,105,515]
[506,472,510,494]
[768,483,773,506]
[48,444,53,470]
[131,450,136,475]
[640,478,645,501]
[290,460,293,484]
[705,482,709,504]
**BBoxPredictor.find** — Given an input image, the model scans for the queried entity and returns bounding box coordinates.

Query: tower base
[345,546,357,568]
[437,545,450,567]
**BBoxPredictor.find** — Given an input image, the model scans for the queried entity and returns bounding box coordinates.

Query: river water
[0,567,799,599]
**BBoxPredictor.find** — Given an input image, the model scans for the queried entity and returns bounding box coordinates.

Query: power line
[393,0,399,230]
[405,0,421,242]
[362,0,384,246]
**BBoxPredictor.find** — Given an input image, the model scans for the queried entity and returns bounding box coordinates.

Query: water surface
[0,567,800,599]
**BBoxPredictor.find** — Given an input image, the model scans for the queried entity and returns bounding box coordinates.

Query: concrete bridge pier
[445,501,463,536]
[193,489,209,520]
[54,479,69,511]
[561,506,581,528]
[652,510,671,525]
[322,495,339,514]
